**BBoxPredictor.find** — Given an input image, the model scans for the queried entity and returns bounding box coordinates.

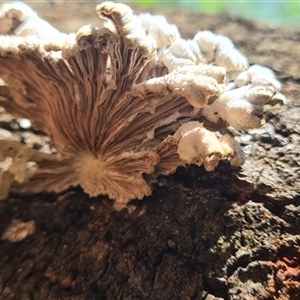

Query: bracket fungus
[0,2,286,203]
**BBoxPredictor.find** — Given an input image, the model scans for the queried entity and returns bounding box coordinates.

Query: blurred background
[13,0,300,28]
[127,0,300,26]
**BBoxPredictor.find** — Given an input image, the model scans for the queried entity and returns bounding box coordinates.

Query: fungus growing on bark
[1,218,35,243]
[0,2,285,203]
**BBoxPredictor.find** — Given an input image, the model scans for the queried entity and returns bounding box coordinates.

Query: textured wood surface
[0,2,299,299]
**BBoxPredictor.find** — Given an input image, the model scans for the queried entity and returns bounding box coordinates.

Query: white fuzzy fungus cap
[161,30,248,72]
[202,65,286,130]
[0,1,61,38]
[194,30,248,71]
[174,121,245,172]
[0,2,286,203]
[138,13,180,48]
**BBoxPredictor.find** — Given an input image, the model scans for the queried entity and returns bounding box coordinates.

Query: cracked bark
[0,2,300,300]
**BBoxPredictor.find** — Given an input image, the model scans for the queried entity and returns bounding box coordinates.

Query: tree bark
[0,2,300,299]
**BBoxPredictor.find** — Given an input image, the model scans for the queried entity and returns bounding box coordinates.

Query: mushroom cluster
[0,2,285,203]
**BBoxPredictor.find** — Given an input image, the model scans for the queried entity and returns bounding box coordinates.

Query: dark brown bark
[0,2,300,299]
